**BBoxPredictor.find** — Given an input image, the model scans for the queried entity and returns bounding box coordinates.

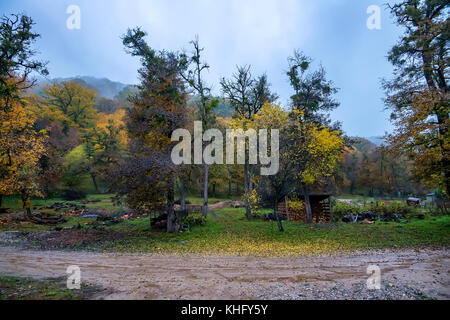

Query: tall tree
[221,66,277,218]
[384,0,449,195]
[286,50,343,221]
[117,27,189,233]
[180,36,218,218]
[0,96,46,212]
[0,13,47,211]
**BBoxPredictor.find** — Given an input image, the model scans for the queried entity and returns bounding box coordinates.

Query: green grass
[184,195,240,205]
[0,276,100,300]
[2,193,118,211]
[97,208,450,256]
[1,195,449,257]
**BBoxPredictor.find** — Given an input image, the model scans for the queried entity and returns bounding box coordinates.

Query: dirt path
[0,246,448,300]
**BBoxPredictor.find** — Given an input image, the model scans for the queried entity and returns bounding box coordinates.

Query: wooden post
[285,196,290,221]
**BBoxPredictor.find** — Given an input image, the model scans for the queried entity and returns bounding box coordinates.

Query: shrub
[61,190,86,201]
[333,202,362,220]
[334,200,418,221]
[247,189,261,216]
[368,201,417,218]
[184,213,206,226]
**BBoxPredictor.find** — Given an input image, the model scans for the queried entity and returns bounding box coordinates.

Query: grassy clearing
[1,195,449,257]
[98,208,450,256]
[0,276,100,300]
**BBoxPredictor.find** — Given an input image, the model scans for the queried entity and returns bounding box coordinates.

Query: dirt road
[0,246,448,300]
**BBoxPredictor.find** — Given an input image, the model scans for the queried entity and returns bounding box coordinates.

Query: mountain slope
[31,76,129,99]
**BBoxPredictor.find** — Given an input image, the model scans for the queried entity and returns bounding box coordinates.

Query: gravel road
[0,246,448,300]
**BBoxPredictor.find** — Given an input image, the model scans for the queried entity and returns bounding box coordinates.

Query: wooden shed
[278,193,333,223]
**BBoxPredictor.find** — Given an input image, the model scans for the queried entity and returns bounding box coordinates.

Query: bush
[333,200,418,221]
[368,201,417,218]
[246,189,261,216]
[61,190,86,201]
[184,213,206,226]
[333,202,362,220]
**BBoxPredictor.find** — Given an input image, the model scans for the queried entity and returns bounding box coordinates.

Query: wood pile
[278,201,331,223]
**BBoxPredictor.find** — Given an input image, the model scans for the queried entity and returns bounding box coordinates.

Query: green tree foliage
[37,81,98,130]
[287,50,339,126]
[63,145,87,189]
[83,120,124,193]
[0,13,48,105]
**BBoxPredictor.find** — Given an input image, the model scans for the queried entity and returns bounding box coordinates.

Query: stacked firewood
[278,202,330,223]
[289,205,307,223]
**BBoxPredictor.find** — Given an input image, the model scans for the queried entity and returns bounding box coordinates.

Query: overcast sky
[1,0,404,137]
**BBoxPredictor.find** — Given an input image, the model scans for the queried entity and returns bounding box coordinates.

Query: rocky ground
[0,243,448,300]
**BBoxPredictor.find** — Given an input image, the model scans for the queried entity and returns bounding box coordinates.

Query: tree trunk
[249,166,253,195]
[244,162,251,219]
[227,164,232,197]
[202,163,209,218]
[166,178,178,233]
[179,176,186,211]
[303,185,313,224]
[274,198,284,232]
[20,191,64,225]
[91,173,99,193]
[0,194,2,208]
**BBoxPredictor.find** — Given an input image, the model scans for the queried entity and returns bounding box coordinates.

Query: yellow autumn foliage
[0,98,46,196]
[96,109,128,147]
